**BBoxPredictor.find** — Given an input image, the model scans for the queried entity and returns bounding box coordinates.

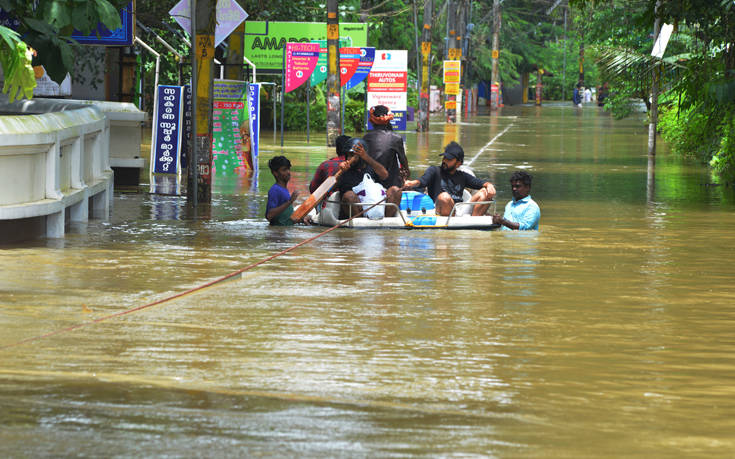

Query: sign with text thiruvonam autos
[367,50,408,130]
[150,85,184,194]
[243,21,368,73]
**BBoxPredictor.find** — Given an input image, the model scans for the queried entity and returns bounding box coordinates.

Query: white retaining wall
[0,97,114,240]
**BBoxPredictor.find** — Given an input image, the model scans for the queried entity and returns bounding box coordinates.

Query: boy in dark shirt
[403,141,496,216]
[265,156,306,225]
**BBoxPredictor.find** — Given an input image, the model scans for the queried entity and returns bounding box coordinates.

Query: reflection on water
[2,106,735,457]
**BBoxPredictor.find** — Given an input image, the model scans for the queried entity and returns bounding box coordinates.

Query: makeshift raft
[306,191,501,230]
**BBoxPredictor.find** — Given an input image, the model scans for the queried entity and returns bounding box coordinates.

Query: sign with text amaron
[367,50,408,130]
[244,21,367,73]
[285,43,320,93]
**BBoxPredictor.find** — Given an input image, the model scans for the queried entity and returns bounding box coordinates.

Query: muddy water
[2,105,735,457]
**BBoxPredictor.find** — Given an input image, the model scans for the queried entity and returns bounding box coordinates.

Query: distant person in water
[265,156,309,225]
[403,141,496,217]
[362,105,409,217]
[572,83,583,107]
[493,170,540,230]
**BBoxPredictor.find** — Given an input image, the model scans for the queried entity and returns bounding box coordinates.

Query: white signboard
[170,0,249,47]
[366,50,408,111]
[651,23,674,59]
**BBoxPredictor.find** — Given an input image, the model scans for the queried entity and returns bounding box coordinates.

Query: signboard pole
[307,79,311,143]
[189,0,197,205]
[281,46,285,147]
[326,1,342,147]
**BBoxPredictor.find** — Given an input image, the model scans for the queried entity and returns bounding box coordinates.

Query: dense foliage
[572,0,735,177]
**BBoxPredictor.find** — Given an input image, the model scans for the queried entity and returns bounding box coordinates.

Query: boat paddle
[290,155,359,222]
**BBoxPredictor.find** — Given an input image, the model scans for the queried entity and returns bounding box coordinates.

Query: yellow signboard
[492,49,499,59]
[445,100,457,110]
[445,83,460,95]
[443,60,461,84]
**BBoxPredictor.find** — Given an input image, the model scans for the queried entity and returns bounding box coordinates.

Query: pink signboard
[339,47,361,87]
[285,42,320,93]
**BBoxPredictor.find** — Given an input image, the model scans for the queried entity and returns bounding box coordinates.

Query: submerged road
[2,105,735,457]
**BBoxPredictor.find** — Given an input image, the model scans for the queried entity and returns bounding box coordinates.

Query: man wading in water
[362,105,410,217]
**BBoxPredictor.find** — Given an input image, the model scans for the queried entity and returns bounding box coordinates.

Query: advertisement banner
[339,47,361,87]
[344,47,375,90]
[367,50,408,130]
[285,42,320,93]
[248,83,260,173]
[212,80,249,177]
[309,38,353,86]
[244,21,368,73]
[443,60,461,83]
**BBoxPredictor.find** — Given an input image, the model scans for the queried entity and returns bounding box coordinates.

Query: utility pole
[456,0,466,117]
[445,0,458,123]
[326,0,341,147]
[418,0,433,132]
[490,0,501,110]
[649,0,662,156]
[189,0,216,204]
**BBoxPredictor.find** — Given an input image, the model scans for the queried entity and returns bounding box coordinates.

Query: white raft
[306,190,501,230]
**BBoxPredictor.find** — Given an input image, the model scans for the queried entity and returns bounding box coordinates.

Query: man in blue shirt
[493,170,540,230]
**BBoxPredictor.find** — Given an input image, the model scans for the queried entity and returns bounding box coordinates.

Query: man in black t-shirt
[336,138,388,219]
[403,142,496,216]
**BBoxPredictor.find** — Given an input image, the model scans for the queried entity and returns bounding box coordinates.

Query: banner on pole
[248,83,260,175]
[212,80,250,177]
[344,47,375,90]
[285,43,320,93]
[150,85,184,194]
[367,50,408,130]
[339,47,361,87]
[309,38,351,86]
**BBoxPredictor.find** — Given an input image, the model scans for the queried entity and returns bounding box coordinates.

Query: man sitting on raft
[402,141,496,217]
[335,138,389,219]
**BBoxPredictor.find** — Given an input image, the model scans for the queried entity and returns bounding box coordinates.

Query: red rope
[0,199,386,351]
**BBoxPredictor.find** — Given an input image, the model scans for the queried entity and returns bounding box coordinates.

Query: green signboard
[243,21,368,74]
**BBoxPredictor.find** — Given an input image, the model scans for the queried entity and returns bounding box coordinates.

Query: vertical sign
[367,50,408,130]
[248,83,261,175]
[339,47,361,86]
[181,85,192,169]
[344,47,375,90]
[212,79,250,177]
[285,42,320,93]
[150,85,184,194]
[443,60,461,95]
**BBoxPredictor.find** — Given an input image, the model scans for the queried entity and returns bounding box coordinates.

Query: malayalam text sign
[151,85,184,175]
[212,80,249,176]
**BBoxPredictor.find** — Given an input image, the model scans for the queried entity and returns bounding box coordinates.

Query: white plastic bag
[352,173,386,219]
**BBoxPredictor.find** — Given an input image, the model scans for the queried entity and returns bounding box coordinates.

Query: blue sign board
[344,47,375,90]
[368,110,407,131]
[71,1,134,46]
[151,85,184,175]
[248,83,260,173]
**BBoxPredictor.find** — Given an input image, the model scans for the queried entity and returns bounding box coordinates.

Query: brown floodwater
[2,104,735,457]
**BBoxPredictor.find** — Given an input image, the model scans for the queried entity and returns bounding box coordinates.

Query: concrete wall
[0,96,114,241]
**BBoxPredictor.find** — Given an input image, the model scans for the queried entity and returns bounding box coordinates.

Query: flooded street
[2,105,735,457]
